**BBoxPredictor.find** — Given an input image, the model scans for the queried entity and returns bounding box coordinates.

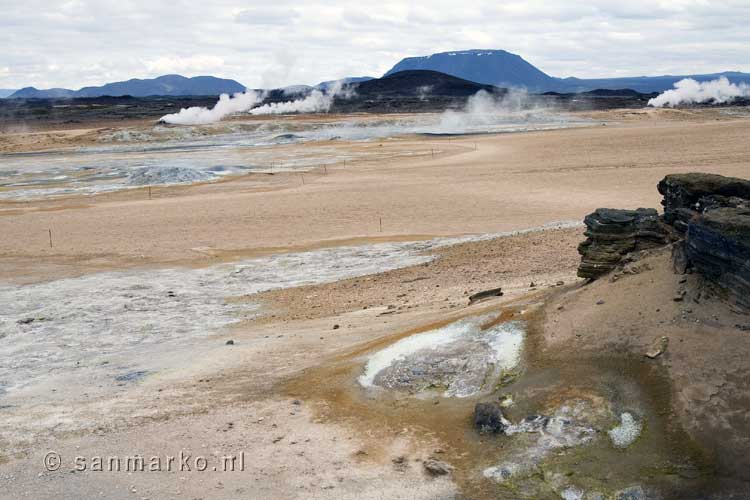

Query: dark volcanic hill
[8,74,246,99]
[353,70,501,97]
[327,70,504,113]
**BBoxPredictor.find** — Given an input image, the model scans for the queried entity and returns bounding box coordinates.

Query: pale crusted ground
[0,227,582,500]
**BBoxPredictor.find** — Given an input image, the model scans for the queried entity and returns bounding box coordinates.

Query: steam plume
[648,77,750,108]
[159,80,353,124]
[250,81,352,115]
[437,88,547,131]
[160,90,262,125]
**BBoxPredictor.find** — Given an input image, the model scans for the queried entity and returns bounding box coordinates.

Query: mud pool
[359,314,524,398]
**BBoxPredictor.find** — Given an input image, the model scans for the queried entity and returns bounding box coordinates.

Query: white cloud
[0,0,748,89]
[235,7,299,25]
[145,55,225,74]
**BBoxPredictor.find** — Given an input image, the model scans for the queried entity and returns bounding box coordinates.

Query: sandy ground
[2,109,750,284]
[2,109,750,498]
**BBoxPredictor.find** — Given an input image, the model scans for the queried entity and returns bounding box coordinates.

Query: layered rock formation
[686,207,750,310]
[577,208,672,279]
[658,173,750,233]
[578,172,750,311]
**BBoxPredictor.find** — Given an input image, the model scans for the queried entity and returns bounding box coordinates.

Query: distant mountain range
[558,71,750,93]
[0,89,17,98]
[5,50,750,99]
[8,74,245,99]
[384,49,750,93]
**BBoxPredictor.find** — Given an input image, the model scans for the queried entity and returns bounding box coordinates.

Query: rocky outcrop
[576,172,750,311]
[657,173,750,233]
[685,208,750,310]
[577,208,672,279]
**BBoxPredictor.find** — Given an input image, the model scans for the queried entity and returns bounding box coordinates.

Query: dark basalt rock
[658,173,750,233]
[474,402,510,434]
[577,208,672,279]
[685,208,750,311]
[468,286,504,304]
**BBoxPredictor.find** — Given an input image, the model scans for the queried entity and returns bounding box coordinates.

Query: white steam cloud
[648,77,750,108]
[160,81,353,125]
[160,90,263,125]
[249,81,352,115]
[436,88,549,132]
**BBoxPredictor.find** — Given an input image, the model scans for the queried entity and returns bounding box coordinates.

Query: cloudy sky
[1,0,749,90]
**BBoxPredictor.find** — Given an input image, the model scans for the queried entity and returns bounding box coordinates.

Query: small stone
[423,459,453,476]
[225,340,234,345]
[529,282,536,288]
[556,280,565,286]
[615,485,646,500]
[596,299,605,305]
[645,336,669,359]
[332,324,340,330]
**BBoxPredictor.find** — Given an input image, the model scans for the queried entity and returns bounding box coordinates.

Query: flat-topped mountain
[384,49,750,93]
[385,50,555,91]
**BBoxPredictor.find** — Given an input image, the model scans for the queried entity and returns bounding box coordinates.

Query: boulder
[685,208,750,310]
[577,208,671,279]
[658,173,750,232]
